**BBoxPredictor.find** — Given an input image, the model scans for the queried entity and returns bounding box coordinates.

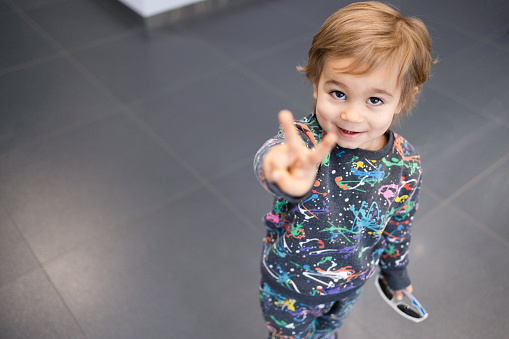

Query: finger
[263,144,290,182]
[308,133,337,165]
[278,110,301,149]
[394,284,413,301]
[394,290,404,301]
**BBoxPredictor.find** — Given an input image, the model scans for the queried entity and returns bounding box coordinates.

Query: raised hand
[263,110,337,198]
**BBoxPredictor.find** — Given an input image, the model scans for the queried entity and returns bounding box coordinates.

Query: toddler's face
[313,57,404,151]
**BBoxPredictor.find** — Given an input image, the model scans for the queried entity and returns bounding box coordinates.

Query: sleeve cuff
[265,180,312,204]
[381,267,411,291]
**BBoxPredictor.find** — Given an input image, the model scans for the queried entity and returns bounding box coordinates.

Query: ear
[313,82,318,100]
[396,86,419,114]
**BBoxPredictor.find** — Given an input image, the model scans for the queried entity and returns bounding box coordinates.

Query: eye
[367,97,383,105]
[331,91,346,100]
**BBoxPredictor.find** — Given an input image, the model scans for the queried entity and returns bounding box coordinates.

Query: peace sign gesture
[263,110,338,198]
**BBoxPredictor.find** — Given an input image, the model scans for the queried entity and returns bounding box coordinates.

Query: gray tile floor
[1,0,508,338]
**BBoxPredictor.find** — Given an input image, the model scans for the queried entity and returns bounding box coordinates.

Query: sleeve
[253,122,316,203]
[380,170,422,291]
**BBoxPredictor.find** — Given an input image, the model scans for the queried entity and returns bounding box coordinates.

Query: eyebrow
[323,79,394,98]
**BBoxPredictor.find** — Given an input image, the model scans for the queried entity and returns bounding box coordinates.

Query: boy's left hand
[394,284,413,301]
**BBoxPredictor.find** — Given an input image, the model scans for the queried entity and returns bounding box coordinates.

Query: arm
[254,110,337,199]
[380,172,422,299]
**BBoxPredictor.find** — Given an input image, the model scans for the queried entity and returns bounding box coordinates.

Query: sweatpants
[259,282,362,339]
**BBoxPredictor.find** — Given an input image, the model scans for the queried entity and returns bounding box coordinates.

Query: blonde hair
[298,1,437,123]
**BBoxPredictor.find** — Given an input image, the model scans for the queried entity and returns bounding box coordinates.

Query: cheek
[316,101,336,122]
[370,112,395,131]
[315,105,335,130]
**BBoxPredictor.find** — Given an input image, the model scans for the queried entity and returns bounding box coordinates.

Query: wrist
[381,267,411,291]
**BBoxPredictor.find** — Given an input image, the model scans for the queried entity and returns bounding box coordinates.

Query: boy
[254,2,436,338]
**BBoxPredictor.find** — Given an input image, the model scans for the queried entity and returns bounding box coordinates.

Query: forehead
[320,56,401,90]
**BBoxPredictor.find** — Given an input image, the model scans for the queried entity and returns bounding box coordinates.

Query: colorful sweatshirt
[254,113,422,304]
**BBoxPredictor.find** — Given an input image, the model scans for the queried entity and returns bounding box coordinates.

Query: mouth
[337,127,364,137]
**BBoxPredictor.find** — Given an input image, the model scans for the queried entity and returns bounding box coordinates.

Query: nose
[340,103,364,123]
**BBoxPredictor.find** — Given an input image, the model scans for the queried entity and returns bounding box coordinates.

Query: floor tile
[2,0,509,337]
[423,20,477,61]
[270,0,359,30]
[421,120,509,199]
[491,28,509,54]
[0,269,86,338]
[72,30,230,103]
[452,155,509,241]
[211,159,275,234]
[335,314,376,339]
[393,86,492,161]
[244,36,317,113]
[45,189,266,338]
[182,1,313,62]
[25,0,143,50]
[0,1,14,17]
[0,12,57,70]
[0,57,119,154]
[350,206,509,338]
[399,0,509,39]
[0,205,40,287]
[11,0,68,11]
[0,114,198,263]
[132,68,288,178]
[431,44,509,119]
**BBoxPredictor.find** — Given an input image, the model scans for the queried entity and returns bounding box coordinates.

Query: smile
[338,127,364,137]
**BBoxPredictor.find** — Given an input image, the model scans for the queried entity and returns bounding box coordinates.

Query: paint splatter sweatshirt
[254,113,422,304]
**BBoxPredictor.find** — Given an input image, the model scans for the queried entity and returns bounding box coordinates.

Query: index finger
[278,110,301,148]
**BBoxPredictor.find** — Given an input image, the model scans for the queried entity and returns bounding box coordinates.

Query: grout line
[208,155,254,182]
[429,15,509,53]
[125,61,238,108]
[1,3,230,334]
[2,5,98,337]
[5,0,66,53]
[418,188,509,247]
[440,150,509,206]
[412,112,495,171]
[7,0,261,238]
[427,81,509,129]
[39,181,205,268]
[0,205,39,291]
[480,19,509,55]
[0,52,63,76]
[66,26,146,54]
[125,111,260,235]
[12,0,68,12]
[0,107,125,160]
[451,204,509,248]
[0,203,89,339]
[238,32,312,66]
[418,151,509,243]
[424,27,509,129]
[8,0,263,236]
[269,0,321,31]
[0,179,205,288]
[145,0,269,28]
[173,20,315,112]
[3,2,507,336]
[54,36,262,236]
